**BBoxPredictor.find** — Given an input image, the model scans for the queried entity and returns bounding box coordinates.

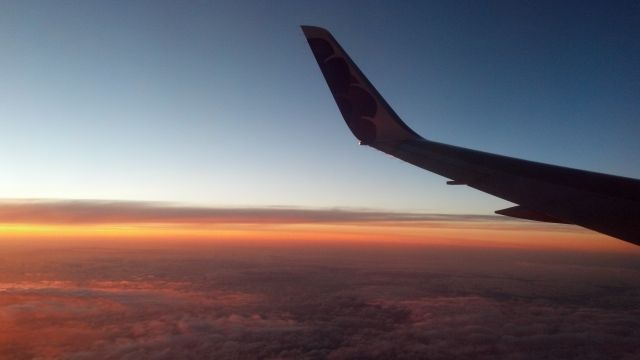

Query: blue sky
[1,0,638,214]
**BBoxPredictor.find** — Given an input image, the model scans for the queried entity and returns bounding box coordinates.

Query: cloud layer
[0,199,505,225]
[1,244,638,359]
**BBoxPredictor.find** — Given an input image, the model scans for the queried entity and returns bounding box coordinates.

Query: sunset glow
[0,200,633,253]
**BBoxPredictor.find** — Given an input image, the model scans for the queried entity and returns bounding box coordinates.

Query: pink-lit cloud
[0,245,638,359]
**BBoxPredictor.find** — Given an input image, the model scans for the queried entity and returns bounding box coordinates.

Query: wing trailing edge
[495,206,569,224]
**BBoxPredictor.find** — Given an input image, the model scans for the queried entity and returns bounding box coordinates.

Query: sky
[1,0,638,214]
[1,2,640,358]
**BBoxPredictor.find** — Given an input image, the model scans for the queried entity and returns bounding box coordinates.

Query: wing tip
[300,25,330,38]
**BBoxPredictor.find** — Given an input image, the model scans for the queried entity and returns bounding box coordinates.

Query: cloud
[0,246,638,359]
[0,199,510,225]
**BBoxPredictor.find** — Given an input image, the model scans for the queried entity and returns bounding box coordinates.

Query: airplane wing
[301,25,640,246]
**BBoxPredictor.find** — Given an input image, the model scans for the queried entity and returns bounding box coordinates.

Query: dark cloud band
[0,199,507,225]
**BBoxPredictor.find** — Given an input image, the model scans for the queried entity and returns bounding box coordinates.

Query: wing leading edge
[301,25,640,246]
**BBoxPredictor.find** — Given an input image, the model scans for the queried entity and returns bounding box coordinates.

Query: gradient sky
[1,0,638,215]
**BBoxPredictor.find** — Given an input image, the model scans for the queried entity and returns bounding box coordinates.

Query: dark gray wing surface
[301,25,640,246]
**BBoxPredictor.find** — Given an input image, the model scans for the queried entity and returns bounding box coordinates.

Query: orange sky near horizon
[0,220,634,254]
[0,199,636,254]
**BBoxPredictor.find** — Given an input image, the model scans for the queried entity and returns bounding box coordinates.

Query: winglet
[301,26,423,145]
